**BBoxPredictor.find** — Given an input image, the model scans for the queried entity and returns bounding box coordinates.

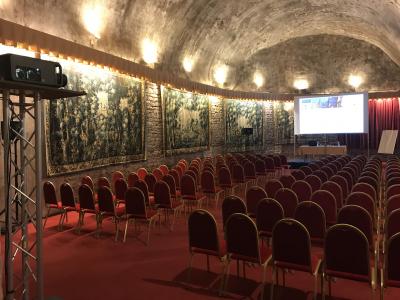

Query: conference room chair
[137,167,148,180]
[232,164,247,197]
[274,188,298,218]
[331,174,349,199]
[159,164,169,176]
[314,161,324,168]
[352,182,378,209]
[154,180,182,231]
[337,170,354,191]
[299,165,313,176]
[77,184,99,235]
[43,181,61,229]
[201,171,224,208]
[311,190,337,227]
[162,174,180,200]
[295,201,326,246]
[273,155,283,176]
[180,174,207,213]
[386,177,400,189]
[178,161,187,173]
[81,175,94,191]
[222,196,247,229]
[321,166,335,178]
[304,175,322,193]
[313,170,329,183]
[97,186,124,241]
[344,165,359,179]
[185,169,199,188]
[292,180,313,203]
[291,169,306,180]
[202,165,215,175]
[279,174,296,189]
[346,192,377,232]
[256,198,284,246]
[270,219,322,300]
[169,169,181,191]
[152,168,164,181]
[264,179,283,198]
[361,171,380,183]
[243,161,257,188]
[111,171,124,193]
[308,163,320,172]
[218,167,239,197]
[97,177,111,189]
[254,159,268,187]
[326,163,338,174]
[383,209,400,254]
[187,209,227,284]
[323,224,376,299]
[321,181,343,210]
[144,173,157,195]
[123,187,159,245]
[174,165,184,179]
[221,213,271,299]
[59,182,79,230]
[245,186,267,218]
[358,176,379,196]
[386,195,400,219]
[114,178,128,205]
[127,172,139,188]
[381,232,400,300]
[279,154,290,173]
[134,179,154,207]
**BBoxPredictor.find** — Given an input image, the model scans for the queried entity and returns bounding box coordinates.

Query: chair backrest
[386,209,400,240]
[115,178,128,201]
[97,177,111,189]
[174,165,184,179]
[246,186,268,217]
[264,157,275,170]
[321,165,335,178]
[97,186,115,213]
[291,180,312,203]
[346,192,375,223]
[127,172,139,188]
[188,209,220,255]
[169,169,181,189]
[279,155,288,166]
[185,170,198,186]
[111,171,124,191]
[154,180,172,207]
[299,166,313,175]
[304,175,322,192]
[311,190,337,225]
[387,184,400,200]
[218,167,233,187]
[337,170,354,190]
[386,232,400,284]
[338,205,373,245]
[291,169,306,180]
[222,196,247,227]
[273,156,282,168]
[232,164,245,183]
[331,175,349,199]
[256,198,284,237]
[243,162,256,179]
[144,174,157,193]
[134,179,151,206]
[137,167,148,180]
[153,168,164,181]
[162,174,177,197]
[357,176,378,194]
[386,195,400,216]
[272,218,312,270]
[321,180,343,209]
[295,201,326,242]
[274,188,298,218]
[387,176,400,188]
[43,181,58,206]
[254,159,266,174]
[159,164,169,175]
[201,171,217,193]
[81,176,94,191]
[60,182,75,208]
[225,213,261,264]
[313,170,328,183]
[352,182,376,203]
[308,163,319,171]
[325,224,370,280]
[181,174,196,198]
[78,184,96,210]
[279,175,296,188]
[264,179,284,198]
[360,171,379,182]
[125,187,147,216]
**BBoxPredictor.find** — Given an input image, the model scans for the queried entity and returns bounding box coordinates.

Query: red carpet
[7,203,400,300]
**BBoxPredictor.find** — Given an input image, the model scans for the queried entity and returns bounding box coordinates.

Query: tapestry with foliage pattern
[272,101,294,144]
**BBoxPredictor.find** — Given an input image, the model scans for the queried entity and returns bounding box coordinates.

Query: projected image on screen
[294,93,368,134]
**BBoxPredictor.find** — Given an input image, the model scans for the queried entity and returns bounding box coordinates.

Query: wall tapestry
[272,101,294,144]
[226,100,263,147]
[45,59,144,175]
[163,87,209,155]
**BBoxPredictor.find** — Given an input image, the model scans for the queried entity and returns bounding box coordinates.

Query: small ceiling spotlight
[182,57,194,73]
[253,72,264,88]
[348,74,363,89]
[82,4,105,39]
[142,38,158,64]
[214,64,228,85]
[293,78,309,90]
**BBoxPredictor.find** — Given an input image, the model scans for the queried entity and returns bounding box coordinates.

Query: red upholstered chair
[273,155,283,176]
[386,195,400,217]
[159,164,169,176]
[387,176,400,188]
[254,159,268,186]
[313,170,328,183]
[386,184,400,201]
[185,170,199,187]
[187,209,227,282]
[326,163,338,174]
[245,186,267,218]
[279,154,290,172]
[279,174,296,189]
[295,201,326,245]
[152,168,164,181]
[218,167,239,197]
[137,167,148,180]
[381,232,400,300]
[270,219,322,300]
[134,179,154,206]
[180,174,206,212]
[308,163,320,171]
[321,180,343,210]
[346,192,377,230]
[337,170,354,190]
[111,171,124,193]
[361,171,379,183]
[323,224,376,299]
[123,187,159,245]
[201,171,224,208]
[304,175,322,193]
[81,175,94,191]
[97,177,111,189]
[264,179,283,198]
[292,180,313,203]
[357,176,379,196]
[311,190,337,227]
[221,213,271,298]
[331,174,349,199]
[232,164,247,196]
[114,178,128,204]
[174,165,184,180]
[127,172,139,188]
[162,174,180,200]
[43,181,61,229]
[77,184,99,234]
[274,188,298,218]
[385,209,400,244]
[222,196,247,228]
[97,186,124,241]
[144,173,157,195]
[243,161,257,187]
[154,181,182,231]
[352,182,377,205]
[59,182,79,230]
[291,169,306,180]
[343,165,358,180]
[299,165,313,175]
[169,169,181,190]
[263,156,276,178]
[256,198,284,244]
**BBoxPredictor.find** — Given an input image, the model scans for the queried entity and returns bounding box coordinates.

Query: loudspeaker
[241,128,253,136]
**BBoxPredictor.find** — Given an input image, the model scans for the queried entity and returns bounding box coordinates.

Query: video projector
[0,53,67,87]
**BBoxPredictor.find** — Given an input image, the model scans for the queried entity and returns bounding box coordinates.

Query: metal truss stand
[1,80,85,300]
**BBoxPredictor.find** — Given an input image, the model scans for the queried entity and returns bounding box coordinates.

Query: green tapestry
[163,87,209,154]
[45,60,144,175]
[226,100,263,146]
[273,101,294,144]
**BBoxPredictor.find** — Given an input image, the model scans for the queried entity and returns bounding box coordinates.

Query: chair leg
[270,266,275,300]
[43,207,51,229]
[77,211,84,234]
[313,274,318,300]
[261,264,267,300]
[96,214,102,238]
[58,210,65,231]
[123,218,131,243]
[146,218,153,246]
[114,218,119,242]
[188,253,194,282]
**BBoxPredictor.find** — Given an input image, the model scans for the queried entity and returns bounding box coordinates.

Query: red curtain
[338,97,400,151]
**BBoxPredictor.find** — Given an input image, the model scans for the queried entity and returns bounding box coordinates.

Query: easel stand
[1,80,84,300]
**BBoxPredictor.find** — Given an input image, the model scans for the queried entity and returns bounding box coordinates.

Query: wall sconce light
[348,74,363,89]
[214,64,228,85]
[142,38,158,64]
[182,57,194,73]
[253,72,264,88]
[293,78,309,90]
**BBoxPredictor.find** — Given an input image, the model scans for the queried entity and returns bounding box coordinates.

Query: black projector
[0,53,67,87]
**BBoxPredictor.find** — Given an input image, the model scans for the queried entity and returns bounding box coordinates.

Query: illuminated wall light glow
[253,72,264,88]
[214,65,228,85]
[82,4,105,39]
[293,79,309,90]
[182,57,194,72]
[142,38,158,64]
[348,74,363,88]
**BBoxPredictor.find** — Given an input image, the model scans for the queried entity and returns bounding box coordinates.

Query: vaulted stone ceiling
[1,0,400,93]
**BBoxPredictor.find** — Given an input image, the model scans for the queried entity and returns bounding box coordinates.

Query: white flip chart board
[378,130,398,154]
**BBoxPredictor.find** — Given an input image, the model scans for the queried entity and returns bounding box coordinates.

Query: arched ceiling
[1,0,400,92]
